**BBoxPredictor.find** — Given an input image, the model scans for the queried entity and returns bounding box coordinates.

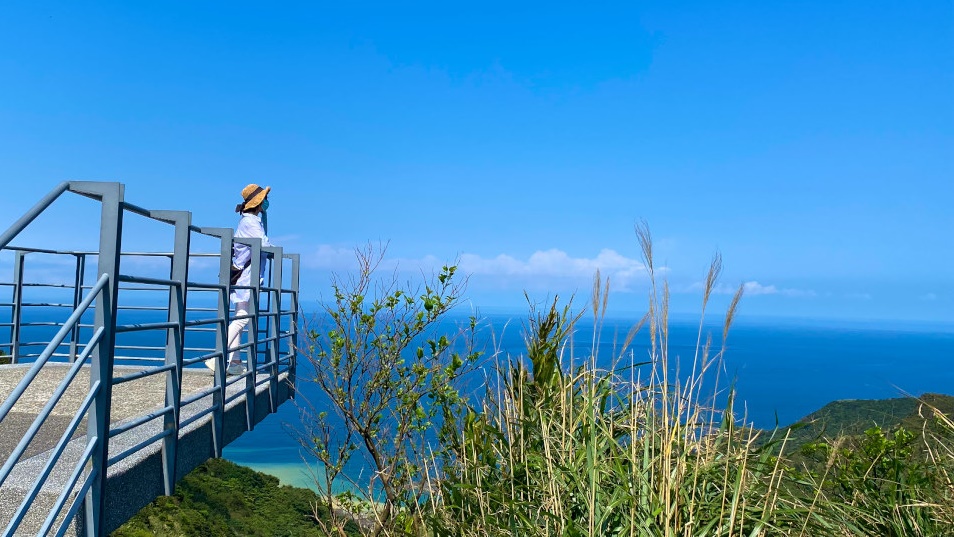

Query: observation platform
[0,365,292,536]
[0,182,301,536]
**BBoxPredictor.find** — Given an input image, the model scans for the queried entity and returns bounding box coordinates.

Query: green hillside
[777,393,954,453]
[111,458,360,537]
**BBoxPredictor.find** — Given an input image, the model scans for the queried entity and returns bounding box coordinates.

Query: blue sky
[1,1,952,324]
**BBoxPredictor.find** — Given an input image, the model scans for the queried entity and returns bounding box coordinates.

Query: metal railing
[0,182,300,536]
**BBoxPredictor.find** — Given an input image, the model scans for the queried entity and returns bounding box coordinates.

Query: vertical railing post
[69,253,87,362]
[10,251,25,364]
[154,210,190,495]
[245,237,262,430]
[264,247,282,412]
[287,253,300,396]
[74,181,124,537]
[201,227,233,458]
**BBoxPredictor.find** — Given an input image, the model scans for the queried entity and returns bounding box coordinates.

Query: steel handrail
[0,327,103,487]
[0,273,109,422]
[0,182,70,250]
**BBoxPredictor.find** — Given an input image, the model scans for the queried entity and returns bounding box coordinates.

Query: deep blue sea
[8,308,954,491]
[222,312,954,491]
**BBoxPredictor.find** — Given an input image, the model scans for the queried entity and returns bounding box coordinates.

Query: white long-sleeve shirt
[230,212,273,304]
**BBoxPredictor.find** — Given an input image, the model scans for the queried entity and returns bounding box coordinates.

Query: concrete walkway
[0,363,293,536]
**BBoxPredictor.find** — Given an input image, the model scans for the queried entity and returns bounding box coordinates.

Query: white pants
[227,301,249,364]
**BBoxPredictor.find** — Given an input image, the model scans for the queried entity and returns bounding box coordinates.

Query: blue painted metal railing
[0,182,300,536]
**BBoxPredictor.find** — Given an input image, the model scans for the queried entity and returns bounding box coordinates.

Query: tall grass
[428,226,954,537]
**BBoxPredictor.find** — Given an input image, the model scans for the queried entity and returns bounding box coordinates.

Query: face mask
[262,199,270,212]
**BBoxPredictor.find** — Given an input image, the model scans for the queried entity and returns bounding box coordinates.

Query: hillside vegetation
[111,458,360,537]
[117,229,954,536]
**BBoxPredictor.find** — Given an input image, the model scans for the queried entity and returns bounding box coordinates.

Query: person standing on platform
[207,183,273,376]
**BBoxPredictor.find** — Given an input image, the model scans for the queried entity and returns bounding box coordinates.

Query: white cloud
[678,280,815,298]
[303,245,650,291]
[740,281,816,297]
[459,248,647,289]
[845,292,873,300]
[303,245,365,270]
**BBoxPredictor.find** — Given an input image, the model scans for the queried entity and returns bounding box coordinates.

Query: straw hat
[236,184,271,213]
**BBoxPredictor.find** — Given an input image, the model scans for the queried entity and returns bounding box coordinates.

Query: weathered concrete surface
[0,363,293,536]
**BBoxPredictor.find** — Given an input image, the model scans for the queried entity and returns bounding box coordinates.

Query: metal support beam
[264,246,282,412]
[11,251,25,364]
[244,238,262,431]
[288,253,300,396]
[154,210,191,496]
[200,227,233,458]
[69,254,87,363]
[82,181,124,537]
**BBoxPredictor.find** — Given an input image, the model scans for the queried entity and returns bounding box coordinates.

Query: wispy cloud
[920,292,938,301]
[845,292,873,300]
[678,280,815,298]
[303,245,650,291]
[459,249,648,290]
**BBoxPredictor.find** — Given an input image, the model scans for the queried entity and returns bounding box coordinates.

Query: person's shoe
[226,363,247,376]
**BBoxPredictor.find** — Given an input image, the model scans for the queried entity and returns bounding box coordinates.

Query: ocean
[223,312,954,491]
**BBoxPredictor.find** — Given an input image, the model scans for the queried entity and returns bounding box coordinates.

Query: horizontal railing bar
[109,405,175,438]
[181,386,218,407]
[184,318,223,328]
[229,340,257,353]
[183,351,221,366]
[20,283,76,289]
[12,342,71,349]
[186,282,227,290]
[225,389,248,404]
[113,363,177,385]
[179,404,219,430]
[114,345,165,351]
[1,245,63,255]
[121,200,172,221]
[107,429,174,467]
[19,302,73,308]
[116,305,169,311]
[115,286,167,291]
[118,274,178,287]
[113,356,165,363]
[185,306,219,312]
[18,322,69,327]
[254,360,276,372]
[115,321,179,333]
